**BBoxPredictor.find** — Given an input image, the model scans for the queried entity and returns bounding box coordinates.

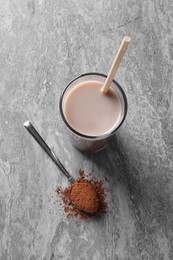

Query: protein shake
[60,73,127,152]
[63,81,122,136]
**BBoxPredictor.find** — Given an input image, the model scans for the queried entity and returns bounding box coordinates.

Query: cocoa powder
[56,170,108,220]
[70,179,100,213]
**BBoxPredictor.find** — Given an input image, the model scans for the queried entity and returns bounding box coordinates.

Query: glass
[59,73,127,152]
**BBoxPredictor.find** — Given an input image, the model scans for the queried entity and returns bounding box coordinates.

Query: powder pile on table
[56,170,108,220]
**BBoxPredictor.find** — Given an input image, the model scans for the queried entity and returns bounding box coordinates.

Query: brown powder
[70,179,100,213]
[79,169,84,177]
[56,170,108,220]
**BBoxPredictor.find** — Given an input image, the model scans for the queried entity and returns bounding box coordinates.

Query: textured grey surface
[0,0,173,259]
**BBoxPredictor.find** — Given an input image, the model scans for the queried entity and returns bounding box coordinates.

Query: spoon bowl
[70,181,100,214]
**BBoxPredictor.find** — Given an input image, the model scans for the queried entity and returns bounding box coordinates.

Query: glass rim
[59,72,128,140]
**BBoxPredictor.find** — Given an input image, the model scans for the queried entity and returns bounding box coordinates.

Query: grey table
[0,0,173,259]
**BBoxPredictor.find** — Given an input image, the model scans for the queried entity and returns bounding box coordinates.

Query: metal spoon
[23,121,75,183]
[23,121,99,213]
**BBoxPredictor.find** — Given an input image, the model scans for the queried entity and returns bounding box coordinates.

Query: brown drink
[60,73,127,152]
[63,81,122,136]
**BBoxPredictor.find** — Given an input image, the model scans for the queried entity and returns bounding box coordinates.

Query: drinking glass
[59,73,127,152]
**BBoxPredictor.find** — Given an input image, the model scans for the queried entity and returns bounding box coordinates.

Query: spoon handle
[23,121,74,183]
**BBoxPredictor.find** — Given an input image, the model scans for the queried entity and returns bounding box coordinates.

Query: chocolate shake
[60,73,127,152]
[63,81,123,136]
